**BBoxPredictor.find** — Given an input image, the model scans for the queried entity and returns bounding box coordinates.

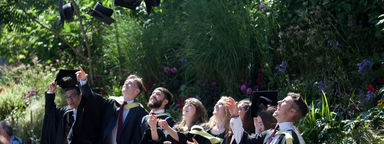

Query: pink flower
[171,67,178,73]
[164,67,170,74]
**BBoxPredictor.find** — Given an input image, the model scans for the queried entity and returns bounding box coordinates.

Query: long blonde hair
[174,98,208,132]
[202,96,231,136]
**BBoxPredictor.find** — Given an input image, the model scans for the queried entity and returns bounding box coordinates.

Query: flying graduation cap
[250,91,278,117]
[88,2,116,25]
[56,69,79,89]
[58,0,74,26]
[115,0,142,10]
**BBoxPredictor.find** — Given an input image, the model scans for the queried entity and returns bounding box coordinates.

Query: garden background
[1,0,384,143]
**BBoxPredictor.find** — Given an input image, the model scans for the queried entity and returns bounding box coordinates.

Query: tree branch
[21,9,89,61]
[70,0,94,84]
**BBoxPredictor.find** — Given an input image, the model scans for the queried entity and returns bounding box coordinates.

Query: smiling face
[65,89,81,109]
[273,96,296,122]
[148,88,167,109]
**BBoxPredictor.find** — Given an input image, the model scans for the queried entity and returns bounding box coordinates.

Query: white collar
[125,100,134,104]
[277,122,294,131]
[151,109,165,114]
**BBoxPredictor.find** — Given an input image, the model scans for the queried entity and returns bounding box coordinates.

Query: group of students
[40,66,309,144]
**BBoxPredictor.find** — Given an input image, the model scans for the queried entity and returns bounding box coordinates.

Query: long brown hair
[174,98,208,132]
[238,99,255,134]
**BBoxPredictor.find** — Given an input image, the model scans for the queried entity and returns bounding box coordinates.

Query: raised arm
[45,81,58,111]
[158,119,180,142]
[75,66,93,98]
[147,114,160,141]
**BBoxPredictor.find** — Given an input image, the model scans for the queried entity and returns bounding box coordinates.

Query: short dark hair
[0,120,13,136]
[288,92,309,122]
[127,75,147,93]
[65,86,80,95]
[156,87,173,107]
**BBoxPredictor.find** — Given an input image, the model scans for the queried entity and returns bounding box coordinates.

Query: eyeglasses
[66,94,78,100]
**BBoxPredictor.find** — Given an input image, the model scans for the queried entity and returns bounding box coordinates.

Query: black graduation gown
[140,113,175,144]
[40,92,72,144]
[79,81,148,144]
[240,129,301,144]
[102,105,148,144]
[167,128,225,144]
[41,82,118,144]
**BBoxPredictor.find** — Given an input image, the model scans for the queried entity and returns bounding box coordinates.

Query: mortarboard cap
[58,0,74,26]
[251,91,278,117]
[88,2,116,25]
[115,0,142,10]
[56,69,79,89]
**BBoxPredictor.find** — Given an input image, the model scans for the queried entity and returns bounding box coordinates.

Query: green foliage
[298,92,384,143]
[0,60,67,143]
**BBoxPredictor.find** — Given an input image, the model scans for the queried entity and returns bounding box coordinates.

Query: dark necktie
[116,101,127,144]
[267,124,279,144]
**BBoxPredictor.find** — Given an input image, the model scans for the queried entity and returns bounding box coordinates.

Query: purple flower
[240,84,247,92]
[259,3,265,9]
[246,88,253,95]
[253,85,259,91]
[361,91,375,103]
[318,81,325,92]
[170,67,178,74]
[317,81,327,95]
[164,67,170,74]
[357,59,372,75]
[276,61,287,73]
[211,81,217,87]
[25,89,37,98]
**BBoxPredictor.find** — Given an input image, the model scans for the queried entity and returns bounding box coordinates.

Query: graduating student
[160,97,232,144]
[41,69,106,144]
[237,99,254,134]
[76,67,148,144]
[140,87,175,143]
[226,92,309,144]
[158,98,208,144]
[254,107,277,134]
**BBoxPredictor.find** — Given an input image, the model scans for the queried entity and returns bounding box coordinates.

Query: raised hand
[158,119,170,130]
[147,113,157,129]
[48,81,57,93]
[225,97,239,117]
[76,66,88,81]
